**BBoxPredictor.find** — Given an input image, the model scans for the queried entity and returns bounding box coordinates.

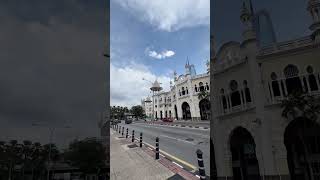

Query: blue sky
[110,0,210,107]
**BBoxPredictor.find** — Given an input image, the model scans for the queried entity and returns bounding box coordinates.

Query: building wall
[152,70,210,121]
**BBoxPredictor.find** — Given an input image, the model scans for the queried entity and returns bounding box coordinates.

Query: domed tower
[307,0,320,41]
[240,0,256,41]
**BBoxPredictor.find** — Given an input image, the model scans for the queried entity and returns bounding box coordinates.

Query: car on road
[161,117,173,122]
[125,118,133,124]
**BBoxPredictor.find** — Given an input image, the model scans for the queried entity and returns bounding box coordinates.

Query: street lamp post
[32,123,71,180]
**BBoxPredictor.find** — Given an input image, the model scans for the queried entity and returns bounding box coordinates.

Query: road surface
[117,121,210,175]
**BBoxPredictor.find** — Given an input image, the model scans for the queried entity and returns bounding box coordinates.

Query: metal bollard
[122,127,124,136]
[196,149,206,180]
[155,137,159,160]
[140,132,143,148]
[126,128,128,138]
[132,130,135,142]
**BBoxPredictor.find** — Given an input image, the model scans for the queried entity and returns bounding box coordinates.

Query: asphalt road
[116,121,210,175]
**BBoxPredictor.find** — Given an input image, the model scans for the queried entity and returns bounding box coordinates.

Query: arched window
[307,66,318,91]
[186,87,189,94]
[199,82,205,91]
[195,85,198,92]
[182,87,185,95]
[206,82,209,90]
[284,64,302,94]
[271,72,281,97]
[221,88,227,110]
[243,80,251,102]
[230,80,241,107]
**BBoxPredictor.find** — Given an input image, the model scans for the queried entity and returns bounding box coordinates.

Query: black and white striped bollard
[155,137,159,160]
[132,130,135,142]
[126,128,128,138]
[196,149,206,180]
[140,132,143,148]
[122,127,124,136]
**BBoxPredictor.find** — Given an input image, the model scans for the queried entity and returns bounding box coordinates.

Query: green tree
[281,91,320,121]
[64,138,107,177]
[198,90,210,100]
[131,105,145,119]
[281,91,320,179]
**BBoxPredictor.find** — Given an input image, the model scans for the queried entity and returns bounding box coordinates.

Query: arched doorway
[181,102,191,120]
[230,127,260,180]
[284,118,320,180]
[199,99,210,120]
[174,105,178,119]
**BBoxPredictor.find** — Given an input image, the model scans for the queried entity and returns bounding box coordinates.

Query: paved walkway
[110,130,175,180]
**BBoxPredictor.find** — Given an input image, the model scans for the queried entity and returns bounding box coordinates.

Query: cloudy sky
[212,0,312,50]
[110,0,210,107]
[0,0,108,148]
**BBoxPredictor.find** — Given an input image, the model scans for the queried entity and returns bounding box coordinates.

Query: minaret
[307,0,320,41]
[240,0,256,41]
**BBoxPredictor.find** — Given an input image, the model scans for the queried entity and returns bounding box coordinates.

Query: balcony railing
[265,73,320,105]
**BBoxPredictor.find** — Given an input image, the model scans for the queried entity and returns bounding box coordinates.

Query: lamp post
[142,78,162,121]
[32,123,71,180]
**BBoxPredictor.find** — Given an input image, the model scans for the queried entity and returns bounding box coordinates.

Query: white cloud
[113,0,209,32]
[147,49,175,59]
[110,62,171,107]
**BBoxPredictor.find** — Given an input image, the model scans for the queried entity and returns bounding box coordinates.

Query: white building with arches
[211,0,320,179]
[145,61,211,121]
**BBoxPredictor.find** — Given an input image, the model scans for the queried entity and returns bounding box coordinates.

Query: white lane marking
[160,134,196,145]
[172,161,183,168]
[132,124,210,139]
[195,175,200,178]
[148,147,153,151]
[134,123,210,130]
[160,153,165,157]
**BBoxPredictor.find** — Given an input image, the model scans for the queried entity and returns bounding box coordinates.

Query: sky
[212,0,312,51]
[0,0,108,148]
[110,0,210,107]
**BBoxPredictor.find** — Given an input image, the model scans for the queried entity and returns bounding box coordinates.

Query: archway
[199,99,210,120]
[230,127,260,180]
[174,105,178,119]
[181,102,191,120]
[284,118,320,180]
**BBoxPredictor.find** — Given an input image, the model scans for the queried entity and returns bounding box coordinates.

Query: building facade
[143,62,211,121]
[211,0,320,179]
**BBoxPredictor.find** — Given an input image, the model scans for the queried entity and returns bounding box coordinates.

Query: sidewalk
[110,130,175,180]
